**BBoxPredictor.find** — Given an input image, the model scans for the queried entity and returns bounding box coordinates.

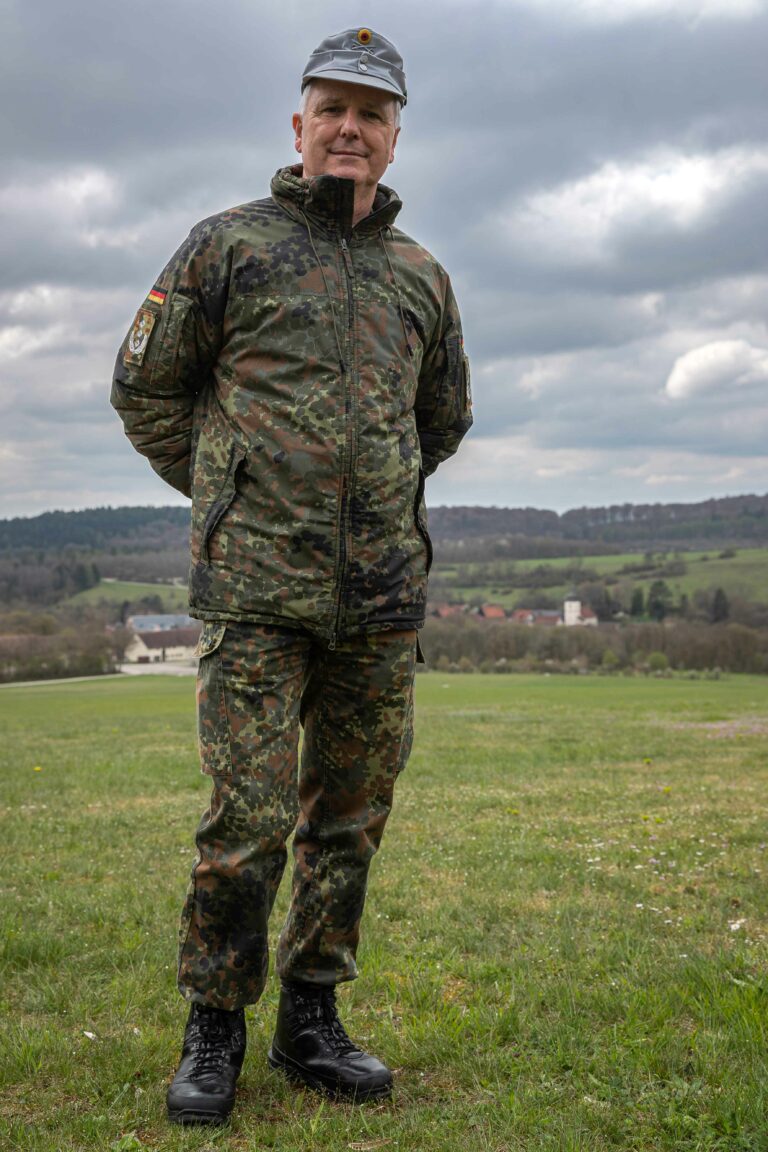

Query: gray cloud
[2,0,768,516]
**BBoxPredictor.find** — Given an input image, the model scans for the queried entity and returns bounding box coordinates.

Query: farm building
[123,625,201,664]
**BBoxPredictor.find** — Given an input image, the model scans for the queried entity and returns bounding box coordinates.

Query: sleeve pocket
[460,351,472,417]
[147,294,196,392]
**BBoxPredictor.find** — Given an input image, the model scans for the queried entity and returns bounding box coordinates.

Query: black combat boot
[166,1003,247,1125]
[267,981,392,1100]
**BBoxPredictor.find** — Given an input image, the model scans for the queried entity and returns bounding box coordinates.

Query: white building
[123,626,201,664]
[563,594,598,627]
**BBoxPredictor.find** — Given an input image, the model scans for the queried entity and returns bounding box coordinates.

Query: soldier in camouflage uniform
[111,27,471,1125]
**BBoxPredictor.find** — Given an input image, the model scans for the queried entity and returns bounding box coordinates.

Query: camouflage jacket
[111,166,472,643]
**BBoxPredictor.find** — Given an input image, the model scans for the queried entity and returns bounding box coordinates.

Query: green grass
[645,549,768,602]
[59,549,768,617]
[433,547,768,608]
[67,579,190,612]
[1,673,767,1150]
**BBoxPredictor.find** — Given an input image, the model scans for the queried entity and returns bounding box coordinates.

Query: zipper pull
[340,236,354,275]
[328,634,337,652]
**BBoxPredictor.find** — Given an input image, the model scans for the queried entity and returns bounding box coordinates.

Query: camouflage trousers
[177,621,417,1010]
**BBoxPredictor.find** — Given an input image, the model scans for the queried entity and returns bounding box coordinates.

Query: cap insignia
[357,28,372,44]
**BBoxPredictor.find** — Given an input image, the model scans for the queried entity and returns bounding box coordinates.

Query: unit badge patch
[124,308,156,366]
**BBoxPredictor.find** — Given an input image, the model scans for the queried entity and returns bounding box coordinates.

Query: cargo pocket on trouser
[195,622,231,775]
[366,629,418,777]
[397,668,416,775]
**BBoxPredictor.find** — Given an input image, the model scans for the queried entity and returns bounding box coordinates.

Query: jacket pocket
[200,443,247,564]
[413,467,433,575]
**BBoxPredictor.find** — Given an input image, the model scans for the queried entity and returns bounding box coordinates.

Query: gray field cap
[301,27,407,106]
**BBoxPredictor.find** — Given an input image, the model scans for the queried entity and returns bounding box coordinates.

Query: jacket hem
[189,607,426,635]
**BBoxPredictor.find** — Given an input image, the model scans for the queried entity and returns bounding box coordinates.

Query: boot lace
[186,1008,239,1079]
[293,988,359,1055]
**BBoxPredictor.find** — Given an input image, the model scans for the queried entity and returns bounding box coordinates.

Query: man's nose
[339,109,361,136]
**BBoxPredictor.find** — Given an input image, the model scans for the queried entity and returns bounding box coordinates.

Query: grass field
[67,580,190,613]
[60,548,768,618]
[434,547,768,609]
[1,672,767,1150]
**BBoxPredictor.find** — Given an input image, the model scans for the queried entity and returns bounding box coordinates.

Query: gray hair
[299,80,402,128]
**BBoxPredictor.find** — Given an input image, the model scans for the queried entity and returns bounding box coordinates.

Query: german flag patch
[147,286,167,306]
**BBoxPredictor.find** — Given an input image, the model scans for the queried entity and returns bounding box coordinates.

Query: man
[111,28,471,1126]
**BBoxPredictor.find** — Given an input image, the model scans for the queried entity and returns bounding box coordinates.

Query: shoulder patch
[147,286,167,306]
[124,308,157,366]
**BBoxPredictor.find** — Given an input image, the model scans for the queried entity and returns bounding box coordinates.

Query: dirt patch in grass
[667,716,768,739]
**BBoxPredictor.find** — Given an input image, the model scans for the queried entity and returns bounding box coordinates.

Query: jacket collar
[271,164,402,239]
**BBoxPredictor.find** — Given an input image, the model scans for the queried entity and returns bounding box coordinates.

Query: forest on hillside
[2,492,768,553]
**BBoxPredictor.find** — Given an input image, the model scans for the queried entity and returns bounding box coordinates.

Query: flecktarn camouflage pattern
[178,622,416,1008]
[112,166,470,1010]
[111,165,471,646]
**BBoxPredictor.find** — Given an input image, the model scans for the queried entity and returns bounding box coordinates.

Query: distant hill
[1,493,767,552]
[430,494,768,547]
[0,505,190,552]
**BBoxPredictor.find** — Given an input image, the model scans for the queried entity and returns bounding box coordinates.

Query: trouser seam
[217,645,234,775]
[177,791,211,998]
[292,646,331,950]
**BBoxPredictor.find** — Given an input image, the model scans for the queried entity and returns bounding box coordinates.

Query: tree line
[421,617,768,676]
[2,492,767,553]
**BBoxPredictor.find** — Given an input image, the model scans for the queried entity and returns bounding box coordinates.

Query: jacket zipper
[329,236,357,650]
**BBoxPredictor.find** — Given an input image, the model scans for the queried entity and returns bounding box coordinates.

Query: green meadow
[58,548,768,617]
[67,580,190,612]
[435,547,768,610]
[1,672,767,1151]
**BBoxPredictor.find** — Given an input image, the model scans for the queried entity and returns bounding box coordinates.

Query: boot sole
[167,1105,231,1126]
[267,1045,392,1102]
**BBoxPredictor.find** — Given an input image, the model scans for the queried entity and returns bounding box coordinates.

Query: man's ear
[389,126,400,164]
[292,112,303,155]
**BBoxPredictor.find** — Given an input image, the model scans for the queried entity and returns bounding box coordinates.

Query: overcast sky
[2,0,768,519]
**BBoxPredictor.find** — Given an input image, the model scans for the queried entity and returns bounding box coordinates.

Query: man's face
[292,79,400,194]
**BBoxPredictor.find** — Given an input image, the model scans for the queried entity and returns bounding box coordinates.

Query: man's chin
[324,158,366,182]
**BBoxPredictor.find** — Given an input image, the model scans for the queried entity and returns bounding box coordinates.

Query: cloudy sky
[2,0,768,519]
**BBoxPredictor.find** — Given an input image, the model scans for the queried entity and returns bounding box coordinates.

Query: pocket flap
[193,622,227,659]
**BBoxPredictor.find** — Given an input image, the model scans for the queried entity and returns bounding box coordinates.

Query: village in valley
[1,495,767,682]
[119,595,599,671]
[433,595,598,628]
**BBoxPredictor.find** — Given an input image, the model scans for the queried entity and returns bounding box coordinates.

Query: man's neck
[352,187,376,228]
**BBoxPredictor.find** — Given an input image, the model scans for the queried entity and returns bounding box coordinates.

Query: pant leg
[177,621,310,1010]
[277,628,417,986]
